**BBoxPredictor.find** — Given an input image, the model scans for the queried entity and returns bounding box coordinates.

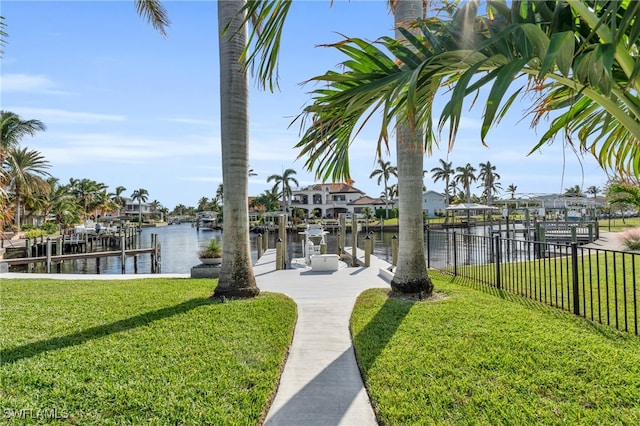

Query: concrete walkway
[2,249,392,425]
[255,249,391,426]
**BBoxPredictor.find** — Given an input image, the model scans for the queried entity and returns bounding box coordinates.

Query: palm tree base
[390,277,434,295]
[212,285,260,299]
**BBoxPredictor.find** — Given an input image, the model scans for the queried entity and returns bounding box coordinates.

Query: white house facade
[291,183,389,219]
[393,190,446,218]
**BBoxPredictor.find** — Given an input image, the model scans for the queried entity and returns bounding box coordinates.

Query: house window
[313,194,322,204]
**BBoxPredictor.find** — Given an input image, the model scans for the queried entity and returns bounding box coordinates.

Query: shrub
[40,222,59,234]
[620,227,640,251]
[24,229,47,239]
[199,239,223,258]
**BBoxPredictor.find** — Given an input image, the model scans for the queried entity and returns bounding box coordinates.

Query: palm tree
[506,184,518,200]
[387,183,398,201]
[0,110,46,167]
[431,159,455,206]
[197,197,210,212]
[109,185,127,214]
[607,182,640,210]
[478,161,501,206]
[369,159,397,219]
[564,185,583,198]
[4,147,51,228]
[215,183,224,205]
[267,168,299,216]
[586,185,600,203]
[454,163,477,204]
[250,189,280,212]
[215,0,259,298]
[131,188,149,226]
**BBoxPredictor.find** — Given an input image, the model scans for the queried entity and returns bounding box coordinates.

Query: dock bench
[310,254,339,272]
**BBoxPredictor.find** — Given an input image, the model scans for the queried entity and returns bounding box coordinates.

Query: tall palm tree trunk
[391,0,433,295]
[214,0,259,298]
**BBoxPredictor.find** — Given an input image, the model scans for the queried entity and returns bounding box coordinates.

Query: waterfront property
[290,183,391,219]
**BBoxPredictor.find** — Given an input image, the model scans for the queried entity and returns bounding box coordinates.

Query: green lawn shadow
[1,297,213,365]
[352,291,414,374]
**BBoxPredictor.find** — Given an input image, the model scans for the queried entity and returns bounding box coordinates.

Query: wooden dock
[3,233,161,274]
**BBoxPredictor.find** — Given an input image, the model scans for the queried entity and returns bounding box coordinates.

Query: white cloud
[9,107,126,124]
[1,73,70,95]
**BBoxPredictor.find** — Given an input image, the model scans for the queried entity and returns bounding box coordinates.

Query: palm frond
[134,0,170,37]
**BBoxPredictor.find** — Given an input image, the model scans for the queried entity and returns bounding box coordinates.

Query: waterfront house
[392,190,446,218]
[291,183,371,219]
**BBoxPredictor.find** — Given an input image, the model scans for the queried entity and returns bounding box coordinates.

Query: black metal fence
[426,229,639,335]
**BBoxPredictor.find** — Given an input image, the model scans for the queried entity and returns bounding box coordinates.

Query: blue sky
[2,1,608,210]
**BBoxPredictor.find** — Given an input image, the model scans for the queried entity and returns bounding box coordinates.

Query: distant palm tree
[267,168,299,215]
[387,183,398,201]
[478,161,501,206]
[215,184,224,205]
[454,163,477,204]
[109,185,127,214]
[4,146,51,228]
[197,197,210,211]
[431,159,455,206]
[564,185,583,198]
[131,188,149,227]
[586,185,600,203]
[506,184,518,200]
[250,189,280,212]
[369,159,397,219]
[0,110,46,167]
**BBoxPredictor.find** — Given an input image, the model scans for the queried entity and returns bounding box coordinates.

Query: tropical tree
[197,197,210,212]
[215,183,224,206]
[478,161,501,206]
[267,168,299,215]
[109,185,127,214]
[586,185,600,203]
[564,185,583,198]
[4,146,51,228]
[0,110,46,167]
[369,159,397,219]
[454,163,477,204]
[215,0,258,298]
[250,189,280,212]
[431,159,455,206]
[388,183,398,200]
[69,178,106,221]
[607,182,640,210]
[506,184,518,200]
[131,188,149,226]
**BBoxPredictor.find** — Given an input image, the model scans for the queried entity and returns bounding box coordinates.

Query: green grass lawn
[1,278,296,425]
[451,248,639,334]
[600,216,640,232]
[351,272,640,425]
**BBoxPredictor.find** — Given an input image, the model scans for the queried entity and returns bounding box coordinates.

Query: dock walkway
[255,249,391,426]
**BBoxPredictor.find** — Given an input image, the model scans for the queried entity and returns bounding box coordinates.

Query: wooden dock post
[257,234,263,260]
[120,235,126,273]
[392,235,398,266]
[46,238,52,273]
[364,235,371,267]
[351,216,358,267]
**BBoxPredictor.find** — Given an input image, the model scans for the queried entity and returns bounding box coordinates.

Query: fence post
[587,224,594,243]
[391,235,398,267]
[571,242,580,315]
[452,231,458,277]
[426,225,431,269]
[494,235,501,289]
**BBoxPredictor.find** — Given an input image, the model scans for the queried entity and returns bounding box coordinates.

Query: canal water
[26,223,400,275]
[26,222,516,275]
